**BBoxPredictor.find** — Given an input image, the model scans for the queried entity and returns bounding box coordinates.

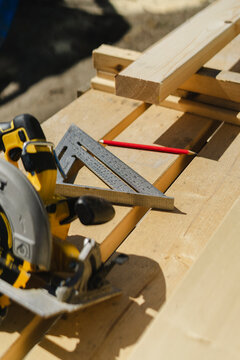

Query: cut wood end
[115,74,160,104]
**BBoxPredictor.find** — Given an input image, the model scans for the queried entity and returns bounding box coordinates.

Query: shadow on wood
[1,253,165,360]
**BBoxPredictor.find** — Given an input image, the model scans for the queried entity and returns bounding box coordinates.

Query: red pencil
[99,139,196,155]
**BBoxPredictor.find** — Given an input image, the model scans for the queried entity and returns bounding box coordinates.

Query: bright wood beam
[93,41,240,103]
[129,197,240,360]
[115,0,240,104]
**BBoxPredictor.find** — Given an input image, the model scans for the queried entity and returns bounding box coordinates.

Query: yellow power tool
[0,114,122,321]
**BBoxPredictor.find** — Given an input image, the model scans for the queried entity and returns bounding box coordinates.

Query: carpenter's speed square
[54,124,174,210]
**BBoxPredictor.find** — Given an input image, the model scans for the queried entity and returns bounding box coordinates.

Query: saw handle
[75,196,115,225]
[0,114,57,201]
[0,114,46,164]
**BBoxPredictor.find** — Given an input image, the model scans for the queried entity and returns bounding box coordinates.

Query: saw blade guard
[0,159,52,270]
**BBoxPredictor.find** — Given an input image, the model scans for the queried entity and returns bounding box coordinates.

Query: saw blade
[0,207,30,310]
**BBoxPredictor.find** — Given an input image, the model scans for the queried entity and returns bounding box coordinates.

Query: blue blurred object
[0,0,19,47]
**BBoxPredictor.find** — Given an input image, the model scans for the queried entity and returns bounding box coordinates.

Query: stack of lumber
[0,0,240,359]
[92,41,240,124]
[92,0,240,124]
[115,0,240,104]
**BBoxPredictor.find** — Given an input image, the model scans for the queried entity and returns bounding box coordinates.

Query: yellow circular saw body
[0,159,52,311]
[0,209,31,309]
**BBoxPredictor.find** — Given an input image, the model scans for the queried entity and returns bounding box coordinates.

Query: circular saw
[0,114,123,322]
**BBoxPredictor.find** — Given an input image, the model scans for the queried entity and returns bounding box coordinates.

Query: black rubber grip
[13,114,46,140]
[21,151,56,173]
[75,196,115,225]
[0,114,45,153]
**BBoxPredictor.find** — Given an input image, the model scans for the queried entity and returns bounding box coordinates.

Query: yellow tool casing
[0,115,57,202]
[0,115,76,313]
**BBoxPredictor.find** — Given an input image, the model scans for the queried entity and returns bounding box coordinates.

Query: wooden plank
[180,67,240,102]
[0,89,218,359]
[206,33,240,70]
[41,89,147,144]
[91,76,240,125]
[92,39,240,103]
[92,68,240,104]
[91,41,240,124]
[76,109,218,263]
[174,90,240,112]
[91,74,116,94]
[129,197,240,360]
[23,103,218,360]
[161,94,240,125]
[0,89,148,358]
[115,0,240,104]
[90,115,240,360]
[86,27,240,360]
[93,44,141,74]
[1,316,59,360]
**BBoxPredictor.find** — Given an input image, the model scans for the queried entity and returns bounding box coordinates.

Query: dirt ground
[0,0,214,124]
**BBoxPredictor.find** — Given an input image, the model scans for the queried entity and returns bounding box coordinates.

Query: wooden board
[79,27,240,360]
[129,197,240,360]
[115,0,240,103]
[0,89,146,358]
[93,39,240,103]
[86,113,240,360]
[26,106,220,360]
[93,44,141,74]
[41,89,146,144]
[180,67,240,102]
[92,43,240,125]
[161,94,240,126]
[91,74,240,125]
[0,95,219,360]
